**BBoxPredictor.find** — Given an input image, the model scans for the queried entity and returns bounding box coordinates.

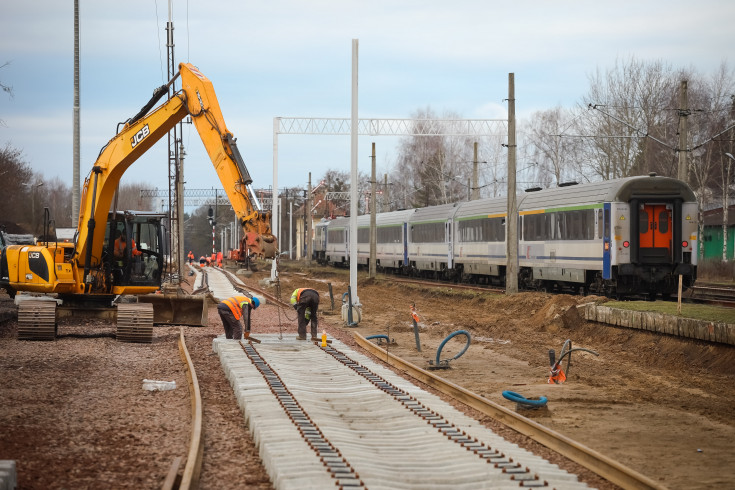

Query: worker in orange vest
[217,295,260,340]
[187,251,194,264]
[290,288,320,341]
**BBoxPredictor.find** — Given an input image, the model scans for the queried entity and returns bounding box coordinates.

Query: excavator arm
[179,65,277,259]
[76,63,276,287]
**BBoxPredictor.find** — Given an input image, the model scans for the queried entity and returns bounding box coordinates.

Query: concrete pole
[369,142,377,278]
[677,80,689,183]
[506,73,519,294]
[289,200,293,260]
[349,39,360,307]
[307,173,312,265]
[472,142,480,200]
[72,0,80,227]
[271,118,280,280]
[383,174,389,212]
[176,142,185,278]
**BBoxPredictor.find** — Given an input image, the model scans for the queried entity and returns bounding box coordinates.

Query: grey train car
[313,219,330,264]
[312,174,698,298]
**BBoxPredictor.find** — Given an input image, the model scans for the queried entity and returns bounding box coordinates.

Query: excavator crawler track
[116,303,154,343]
[18,300,58,341]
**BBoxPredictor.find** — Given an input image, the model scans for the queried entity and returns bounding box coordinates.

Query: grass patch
[605,301,735,324]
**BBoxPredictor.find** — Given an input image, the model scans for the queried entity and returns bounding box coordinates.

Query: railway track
[684,283,735,308]
[218,335,593,489]
[200,266,664,489]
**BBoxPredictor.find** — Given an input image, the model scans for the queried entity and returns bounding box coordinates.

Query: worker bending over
[291,288,320,341]
[218,295,260,340]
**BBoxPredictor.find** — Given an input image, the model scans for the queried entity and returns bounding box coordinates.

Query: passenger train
[313,174,698,298]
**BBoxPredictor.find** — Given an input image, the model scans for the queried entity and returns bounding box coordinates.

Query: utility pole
[383,174,389,212]
[678,80,689,184]
[176,142,186,279]
[472,141,480,200]
[307,173,313,265]
[72,0,80,227]
[370,142,377,278]
[165,0,185,281]
[506,73,519,294]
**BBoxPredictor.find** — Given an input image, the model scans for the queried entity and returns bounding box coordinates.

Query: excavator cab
[103,211,166,289]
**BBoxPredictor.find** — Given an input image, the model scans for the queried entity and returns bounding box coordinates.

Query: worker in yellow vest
[290,288,320,341]
[217,295,260,340]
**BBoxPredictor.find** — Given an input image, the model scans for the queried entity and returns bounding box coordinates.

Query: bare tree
[0,61,12,128]
[110,181,155,212]
[523,106,581,187]
[0,144,33,233]
[578,57,677,179]
[33,175,73,231]
[392,107,476,208]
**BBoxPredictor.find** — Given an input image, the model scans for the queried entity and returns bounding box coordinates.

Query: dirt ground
[271,263,735,490]
[1,261,734,489]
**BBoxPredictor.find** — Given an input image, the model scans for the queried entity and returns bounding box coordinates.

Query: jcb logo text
[131,124,150,149]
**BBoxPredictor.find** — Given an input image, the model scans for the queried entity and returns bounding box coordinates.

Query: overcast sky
[1,0,732,210]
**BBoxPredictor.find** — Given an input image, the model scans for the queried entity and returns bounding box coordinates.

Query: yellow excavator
[0,63,277,342]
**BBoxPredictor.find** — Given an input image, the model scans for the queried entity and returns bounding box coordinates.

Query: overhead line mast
[166,0,185,281]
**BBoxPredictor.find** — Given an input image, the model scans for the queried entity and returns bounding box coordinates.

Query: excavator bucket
[137,293,209,327]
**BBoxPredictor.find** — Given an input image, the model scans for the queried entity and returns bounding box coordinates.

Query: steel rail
[354,332,664,490]
[172,327,203,490]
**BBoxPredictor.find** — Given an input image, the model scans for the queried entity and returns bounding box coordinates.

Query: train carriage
[517,174,697,296]
[355,209,416,272]
[324,216,351,266]
[407,202,461,277]
[452,196,508,283]
[313,219,330,264]
[312,174,697,298]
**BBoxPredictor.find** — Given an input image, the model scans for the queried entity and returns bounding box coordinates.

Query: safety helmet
[251,297,260,309]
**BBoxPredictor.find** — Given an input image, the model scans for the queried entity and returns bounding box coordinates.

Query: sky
[1,0,733,211]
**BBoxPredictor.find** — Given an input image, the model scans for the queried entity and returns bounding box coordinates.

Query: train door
[446,221,453,268]
[602,204,611,279]
[403,222,408,266]
[344,227,350,261]
[638,204,672,263]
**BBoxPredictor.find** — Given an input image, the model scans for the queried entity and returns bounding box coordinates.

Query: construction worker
[217,294,260,340]
[290,288,320,341]
[113,230,142,266]
[199,255,206,266]
[187,251,195,264]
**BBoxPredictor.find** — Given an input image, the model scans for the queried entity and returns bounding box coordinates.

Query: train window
[411,222,444,243]
[328,229,345,243]
[377,225,402,244]
[551,213,563,240]
[604,209,611,239]
[522,213,549,241]
[457,217,505,242]
[639,211,649,233]
[357,228,369,243]
[597,209,603,239]
[658,211,668,234]
[546,209,594,240]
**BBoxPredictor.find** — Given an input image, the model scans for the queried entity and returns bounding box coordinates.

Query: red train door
[639,204,672,263]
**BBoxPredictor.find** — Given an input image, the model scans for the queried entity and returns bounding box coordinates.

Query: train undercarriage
[319,257,696,300]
